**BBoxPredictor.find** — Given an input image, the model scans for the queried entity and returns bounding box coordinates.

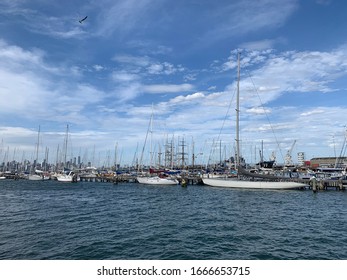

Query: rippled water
[0,180,346,260]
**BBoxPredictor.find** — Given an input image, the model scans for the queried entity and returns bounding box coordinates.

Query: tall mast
[63,124,69,167]
[114,142,118,171]
[235,53,240,167]
[34,125,40,169]
[138,108,153,172]
[149,106,154,168]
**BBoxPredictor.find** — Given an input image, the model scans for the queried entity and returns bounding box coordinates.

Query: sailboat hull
[202,177,307,190]
[56,172,79,183]
[28,174,43,181]
[137,176,178,185]
[56,175,74,182]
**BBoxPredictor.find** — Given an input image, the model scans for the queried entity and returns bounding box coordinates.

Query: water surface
[0,180,346,259]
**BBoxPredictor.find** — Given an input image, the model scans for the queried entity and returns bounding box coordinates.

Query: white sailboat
[137,175,178,185]
[28,174,44,180]
[28,169,50,180]
[136,108,178,185]
[56,171,79,182]
[28,125,46,181]
[56,125,79,183]
[203,53,307,190]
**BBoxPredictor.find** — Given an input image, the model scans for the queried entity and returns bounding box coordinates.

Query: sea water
[0,180,346,260]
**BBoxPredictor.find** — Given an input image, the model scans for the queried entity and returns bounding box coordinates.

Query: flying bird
[79,16,88,23]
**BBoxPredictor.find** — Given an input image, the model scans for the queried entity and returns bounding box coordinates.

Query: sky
[1,0,347,168]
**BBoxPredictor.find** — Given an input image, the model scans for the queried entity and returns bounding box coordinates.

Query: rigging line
[207,86,236,165]
[244,69,285,162]
[219,87,236,140]
[138,109,153,171]
[336,127,347,167]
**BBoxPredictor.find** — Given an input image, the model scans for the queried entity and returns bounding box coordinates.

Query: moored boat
[56,171,79,183]
[28,174,44,181]
[202,53,307,190]
[137,175,178,185]
[202,176,306,190]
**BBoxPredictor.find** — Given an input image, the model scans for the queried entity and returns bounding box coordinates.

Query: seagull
[79,16,88,23]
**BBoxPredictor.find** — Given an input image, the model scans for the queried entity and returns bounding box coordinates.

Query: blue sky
[1,0,347,167]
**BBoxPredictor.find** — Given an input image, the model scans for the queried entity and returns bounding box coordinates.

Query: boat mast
[34,125,40,171]
[63,124,69,168]
[114,142,118,171]
[138,107,154,172]
[149,106,153,168]
[235,52,241,168]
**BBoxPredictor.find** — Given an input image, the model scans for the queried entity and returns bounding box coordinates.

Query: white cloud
[147,63,163,74]
[196,0,298,47]
[0,126,34,138]
[167,92,205,105]
[94,0,158,37]
[0,40,107,126]
[239,38,286,50]
[113,54,184,77]
[48,26,86,39]
[184,73,197,81]
[146,62,181,75]
[143,83,194,94]
[246,107,271,115]
[300,109,325,116]
[0,40,48,72]
[113,54,151,67]
[111,71,140,82]
[217,47,347,108]
[93,65,104,71]
[0,68,52,114]
[113,83,142,102]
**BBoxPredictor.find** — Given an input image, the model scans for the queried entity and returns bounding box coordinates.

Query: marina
[1,168,346,191]
[2,2,347,273]
[2,47,346,191]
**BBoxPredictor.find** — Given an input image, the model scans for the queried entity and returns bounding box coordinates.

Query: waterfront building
[309,157,347,168]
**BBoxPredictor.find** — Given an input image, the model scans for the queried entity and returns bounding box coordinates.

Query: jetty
[1,169,346,192]
[77,173,347,191]
[79,174,137,183]
[303,177,346,192]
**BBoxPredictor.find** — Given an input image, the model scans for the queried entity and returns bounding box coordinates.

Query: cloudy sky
[1,0,347,167]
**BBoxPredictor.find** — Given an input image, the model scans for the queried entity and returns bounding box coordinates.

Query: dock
[79,174,137,183]
[301,178,346,191]
[1,172,346,191]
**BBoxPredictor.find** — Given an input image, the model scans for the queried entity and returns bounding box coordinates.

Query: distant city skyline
[1,0,347,166]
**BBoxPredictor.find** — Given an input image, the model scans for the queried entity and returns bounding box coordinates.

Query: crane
[285,140,296,166]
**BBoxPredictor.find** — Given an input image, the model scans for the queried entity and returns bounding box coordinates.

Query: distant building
[297,152,305,166]
[309,157,347,168]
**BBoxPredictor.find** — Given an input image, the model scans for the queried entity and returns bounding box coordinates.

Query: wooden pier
[78,174,204,185]
[302,178,346,192]
[178,176,203,186]
[79,174,137,184]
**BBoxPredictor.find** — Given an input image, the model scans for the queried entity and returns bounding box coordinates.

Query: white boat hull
[137,176,178,185]
[202,177,307,190]
[28,174,43,181]
[57,175,74,182]
[56,172,80,183]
